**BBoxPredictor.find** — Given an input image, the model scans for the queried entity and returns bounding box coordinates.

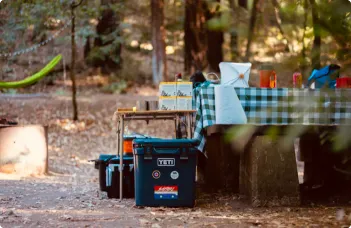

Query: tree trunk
[238,0,247,9]
[70,5,78,121]
[300,0,309,76]
[228,0,247,61]
[245,0,260,60]
[184,0,208,74]
[84,36,91,61]
[229,0,239,61]
[271,0,290,52]
[205,1,223,72]
[310,0,321,70]
[151,0,167,84]
[92,0,123,73]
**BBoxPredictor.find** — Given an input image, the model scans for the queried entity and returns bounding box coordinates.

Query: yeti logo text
[157,158,175,166]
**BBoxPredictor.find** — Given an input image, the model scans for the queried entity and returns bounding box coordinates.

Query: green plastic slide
[0,54,62,89]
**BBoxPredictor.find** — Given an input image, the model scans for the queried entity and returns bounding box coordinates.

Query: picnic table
[193,85,351,206]
[114,110,196,200]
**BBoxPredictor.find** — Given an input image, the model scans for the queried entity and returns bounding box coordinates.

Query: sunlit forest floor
[1,91,351,227]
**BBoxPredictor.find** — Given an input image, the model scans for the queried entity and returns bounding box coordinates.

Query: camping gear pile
[94,133,199,207]
[93,62,349,207]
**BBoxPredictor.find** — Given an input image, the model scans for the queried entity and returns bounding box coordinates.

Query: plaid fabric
[193,86,351,152]
[192,84,216,152]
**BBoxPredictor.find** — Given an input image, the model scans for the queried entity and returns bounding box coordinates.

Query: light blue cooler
[133,139,199,207]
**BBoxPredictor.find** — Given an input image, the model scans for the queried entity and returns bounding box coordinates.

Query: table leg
[116,118,120,156]
[119,116,124,200]
[186,113,192,138]
[175,115,178,138]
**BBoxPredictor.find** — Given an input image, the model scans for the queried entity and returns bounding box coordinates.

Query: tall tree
[70,0,84,121]
[300,0,309,76]
[228,0,247,61]
[90,0,123,73]
[309,0,321,70]
[238,0,247,9]
[271,0,290,52]
[151,0,167,84]
[205,0,223,72]
[184,0,208,74]
[245,0,260,60]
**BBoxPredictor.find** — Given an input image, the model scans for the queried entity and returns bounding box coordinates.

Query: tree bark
[205,1,223,72]
[92,0,123,73]
[238,0,247,9]
[70,4,79,121]
[184,0,208,74]
[245,0,260,60]
[310,0,321,70]
[229,0,240,61]
[300,0,309,76]
[151,0,167,84]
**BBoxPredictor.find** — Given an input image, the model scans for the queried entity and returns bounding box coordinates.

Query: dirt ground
[1,90,351,228]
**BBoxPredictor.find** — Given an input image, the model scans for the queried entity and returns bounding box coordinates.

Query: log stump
[0,125,48,176]
[240,136,300,207]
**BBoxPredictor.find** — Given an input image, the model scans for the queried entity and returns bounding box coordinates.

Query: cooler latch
[144,144,153,160]
[180,144,191,160]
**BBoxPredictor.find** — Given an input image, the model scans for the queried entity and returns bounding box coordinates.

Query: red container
[259,65,276,88]
[336,77,351,88]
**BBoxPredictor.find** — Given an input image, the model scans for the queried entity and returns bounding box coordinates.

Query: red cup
[336,77,351,88]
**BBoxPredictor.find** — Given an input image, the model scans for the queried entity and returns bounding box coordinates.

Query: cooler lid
[109,156,134,163]
[133,139,199,155]
[98,154,116,162]
[124,132,152,140]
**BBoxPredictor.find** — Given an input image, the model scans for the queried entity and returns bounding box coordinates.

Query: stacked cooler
[94,136,199,207]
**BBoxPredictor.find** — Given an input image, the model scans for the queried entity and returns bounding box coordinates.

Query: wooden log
[240,136,300,207]
[0,125,48,176]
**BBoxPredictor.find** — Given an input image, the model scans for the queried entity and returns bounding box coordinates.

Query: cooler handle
[144,144,153,160]
[153,148,180,154]
[152,146,190,159]
[129,164,134,172]
[142,144,192,160]
[180,145,190,160]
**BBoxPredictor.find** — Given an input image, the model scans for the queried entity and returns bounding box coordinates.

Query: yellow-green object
[0,54,62,89]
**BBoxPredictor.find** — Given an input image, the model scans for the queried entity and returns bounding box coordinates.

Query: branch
[71,0,84,9]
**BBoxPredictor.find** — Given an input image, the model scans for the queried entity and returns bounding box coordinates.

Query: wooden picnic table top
[115,110,196,116]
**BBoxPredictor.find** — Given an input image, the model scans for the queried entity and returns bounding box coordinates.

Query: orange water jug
[259,65,276,88]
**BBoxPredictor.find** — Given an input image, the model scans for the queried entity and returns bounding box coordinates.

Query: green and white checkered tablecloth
[192,84,351,152]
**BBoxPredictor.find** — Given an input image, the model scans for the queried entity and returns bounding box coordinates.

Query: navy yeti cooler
[94,134,149,192]
[94,154,116,191]
[106,156,135,198]
[133,139,199,207]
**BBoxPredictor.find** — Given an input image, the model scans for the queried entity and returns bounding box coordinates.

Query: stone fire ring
[0,125,48,176]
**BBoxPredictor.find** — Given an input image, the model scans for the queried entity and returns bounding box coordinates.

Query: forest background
[0,0,350,94]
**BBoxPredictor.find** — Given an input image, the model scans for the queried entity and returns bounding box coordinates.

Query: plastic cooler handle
[153,148,180,154]
[142,144,191,160]
[153,148,189,160]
